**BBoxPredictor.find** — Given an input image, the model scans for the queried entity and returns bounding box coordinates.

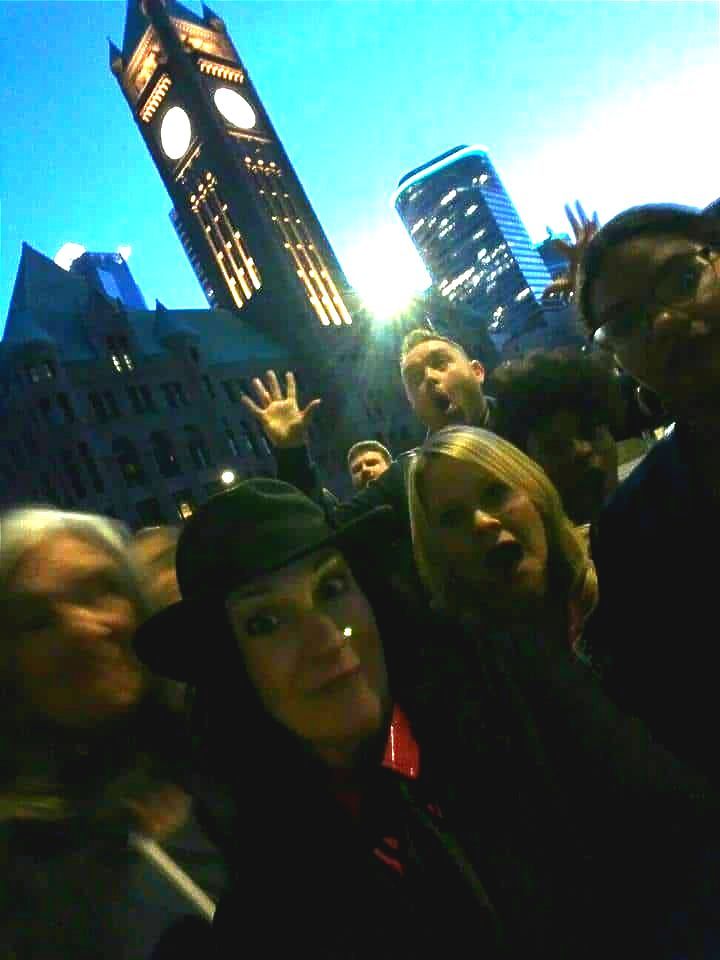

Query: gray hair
[0,506,150,624]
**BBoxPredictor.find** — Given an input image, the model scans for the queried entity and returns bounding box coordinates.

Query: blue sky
[1,0,719,332]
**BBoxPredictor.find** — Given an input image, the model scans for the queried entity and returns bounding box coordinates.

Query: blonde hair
[408,426,597,636]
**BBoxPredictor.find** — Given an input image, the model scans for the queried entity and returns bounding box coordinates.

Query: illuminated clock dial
[160,106,192,160]
[213,87,256,130]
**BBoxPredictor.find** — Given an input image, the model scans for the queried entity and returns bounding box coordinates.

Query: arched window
[113,436,146,488]
[151,430,181,478]
[184,425,214,470]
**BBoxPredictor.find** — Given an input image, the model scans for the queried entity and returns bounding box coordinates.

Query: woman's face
[8,534,144,728]
[226,548,389,769]
[420,455,549,617]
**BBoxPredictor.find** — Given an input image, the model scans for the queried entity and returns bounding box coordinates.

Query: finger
[565,201,580,239]
[575,199,589,226]
[286,371,297,402]
[241,393,263,417]
[592,211,600,228]
[301,398,322,422]
[266,369,283,401]
[251,376,272,407]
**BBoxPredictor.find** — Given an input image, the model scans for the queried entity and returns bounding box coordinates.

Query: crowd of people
[2,198,720,958]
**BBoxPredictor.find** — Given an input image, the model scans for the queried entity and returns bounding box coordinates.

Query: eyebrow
[228,551,342,603]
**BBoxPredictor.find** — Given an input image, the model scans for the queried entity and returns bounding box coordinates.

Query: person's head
[491,348,620,524]
[399,329,487,433]
[0,508,147,730]
[408,427,596,628]
[134,481,393,771]
[129,525,182,614]
[347,441,392,491]
[578,204,720,418]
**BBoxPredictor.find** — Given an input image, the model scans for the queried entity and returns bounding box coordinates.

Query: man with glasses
[578,203,720,785]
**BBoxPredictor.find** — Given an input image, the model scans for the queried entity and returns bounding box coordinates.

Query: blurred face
[349,449,390,490]
[590,234,720,416]
[420,456,548,619]
[129,530,181,613]
[527,409,618,525]
[401,340,487,433]
[226,549,389,768]
[8,534,144,729]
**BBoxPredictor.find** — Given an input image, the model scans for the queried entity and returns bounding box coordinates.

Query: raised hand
[241,370,322,449]
[542,200,600,301]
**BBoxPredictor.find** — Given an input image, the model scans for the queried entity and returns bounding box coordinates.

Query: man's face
[348,450,390,490]
[401,340,486,433]
[590,233,720,416]
[526,409,618,526]
[226,549,390,768]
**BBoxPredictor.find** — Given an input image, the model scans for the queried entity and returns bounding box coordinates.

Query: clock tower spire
[111,0,356,344]
[111,1,375,484]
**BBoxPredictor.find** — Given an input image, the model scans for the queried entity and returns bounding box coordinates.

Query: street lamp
[220,469,236,486]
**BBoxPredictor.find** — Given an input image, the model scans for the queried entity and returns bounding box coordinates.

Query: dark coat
[584,424,720,784]
[182,592,720,960]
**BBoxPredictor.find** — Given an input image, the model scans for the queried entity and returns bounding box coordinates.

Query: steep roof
[2,243,288,370]
[122,0,209,60]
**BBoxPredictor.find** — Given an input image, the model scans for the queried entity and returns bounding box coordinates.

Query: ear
[469,359,486,385]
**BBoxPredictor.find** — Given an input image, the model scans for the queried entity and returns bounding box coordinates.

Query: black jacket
[584,423,720,785]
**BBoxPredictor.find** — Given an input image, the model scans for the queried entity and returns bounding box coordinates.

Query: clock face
[160,106,192,160]
[213,87,256,130]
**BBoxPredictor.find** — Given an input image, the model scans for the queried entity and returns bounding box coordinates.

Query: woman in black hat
[136,478,720,960]
[136,478,507,958]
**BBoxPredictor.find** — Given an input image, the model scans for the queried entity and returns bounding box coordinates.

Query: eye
[319,573,350,601]
[245,612,281,637]
[437,505,463,527]
[481,482,511,509]
[657,255,704,303]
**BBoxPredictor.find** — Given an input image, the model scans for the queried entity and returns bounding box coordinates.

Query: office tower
[393,145,553,351]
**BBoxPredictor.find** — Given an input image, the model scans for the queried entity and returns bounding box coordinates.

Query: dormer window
[107,336,134,373]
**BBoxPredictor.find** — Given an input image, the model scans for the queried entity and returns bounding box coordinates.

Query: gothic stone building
[0,244,288,529]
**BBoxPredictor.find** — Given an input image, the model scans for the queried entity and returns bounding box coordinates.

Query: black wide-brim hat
[134,478,399,683]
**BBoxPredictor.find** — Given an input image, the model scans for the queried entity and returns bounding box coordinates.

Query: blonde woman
[408,425,596,655]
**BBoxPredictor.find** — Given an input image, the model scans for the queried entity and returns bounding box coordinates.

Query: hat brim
[133,505,402,682]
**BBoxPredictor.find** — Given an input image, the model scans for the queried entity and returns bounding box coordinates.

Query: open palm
[543,201,600,301]
[241,370,322,449]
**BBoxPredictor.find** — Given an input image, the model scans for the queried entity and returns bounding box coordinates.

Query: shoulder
[601,430,683,527]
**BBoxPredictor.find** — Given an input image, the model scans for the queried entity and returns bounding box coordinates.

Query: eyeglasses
[592,245,720,348]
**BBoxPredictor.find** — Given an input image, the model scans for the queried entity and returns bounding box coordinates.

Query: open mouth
[485,540,524,575]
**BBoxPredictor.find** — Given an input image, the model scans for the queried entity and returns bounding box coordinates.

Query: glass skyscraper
[393,145,553,350]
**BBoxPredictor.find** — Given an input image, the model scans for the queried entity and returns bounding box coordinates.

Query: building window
[222,418,239,456]
[57,393,75,424]
[104,391,120,417]
[222,380,239,403]
[113,436,145,488]
[78,441,105,493]
[136,497,165,526]
[184,425,214,470]
[108,335,134,373]
[174,489,195,521]
[127,385,156,414]
[60,451,86,499]
[161,382,189,408]
[90,391,120,421]
[202,375,216,399]
[151,430,181,478]
[89,392,108,422]
[26,361,55,383]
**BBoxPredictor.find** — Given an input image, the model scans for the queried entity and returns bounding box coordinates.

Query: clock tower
[110,0,372,482]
